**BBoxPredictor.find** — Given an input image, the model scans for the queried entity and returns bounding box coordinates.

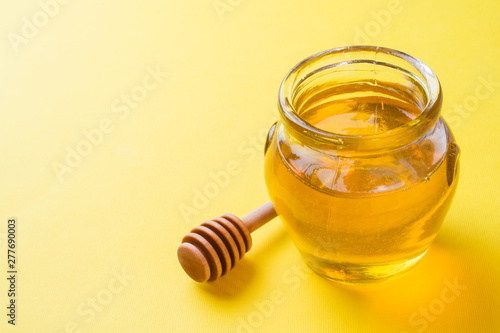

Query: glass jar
[264,46,460,284]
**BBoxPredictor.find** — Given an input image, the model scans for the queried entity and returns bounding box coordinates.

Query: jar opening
[278,46,442,151]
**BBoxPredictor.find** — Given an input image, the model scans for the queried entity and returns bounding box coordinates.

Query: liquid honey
[265,91,459,283]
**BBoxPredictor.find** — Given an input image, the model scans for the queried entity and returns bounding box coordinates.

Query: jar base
[301,250,428,285]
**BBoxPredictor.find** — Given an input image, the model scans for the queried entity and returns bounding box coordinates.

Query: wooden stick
[177,201,277,282]
[241,201,277,233]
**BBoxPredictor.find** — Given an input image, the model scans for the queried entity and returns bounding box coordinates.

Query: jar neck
[278,46,442,153]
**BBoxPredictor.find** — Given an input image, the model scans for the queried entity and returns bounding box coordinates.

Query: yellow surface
[0,0,499,332]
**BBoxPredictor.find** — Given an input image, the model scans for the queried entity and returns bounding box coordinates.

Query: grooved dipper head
[177,214,252,282]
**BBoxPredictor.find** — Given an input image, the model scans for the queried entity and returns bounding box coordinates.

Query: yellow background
[1,0,499,332]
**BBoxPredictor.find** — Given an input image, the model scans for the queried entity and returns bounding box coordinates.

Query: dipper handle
[177,201,277,282]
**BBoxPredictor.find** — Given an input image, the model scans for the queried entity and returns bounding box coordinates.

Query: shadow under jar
[264,46,460,284]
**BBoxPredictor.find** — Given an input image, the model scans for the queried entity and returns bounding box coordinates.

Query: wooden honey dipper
[178,201,277,282]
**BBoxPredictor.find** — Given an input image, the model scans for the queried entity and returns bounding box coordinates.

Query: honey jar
[264,46,460,284]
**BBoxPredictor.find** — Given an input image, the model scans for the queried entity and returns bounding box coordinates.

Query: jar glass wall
[264,46,460,284]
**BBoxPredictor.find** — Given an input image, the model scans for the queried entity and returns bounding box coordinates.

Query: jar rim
[278,45,442,150]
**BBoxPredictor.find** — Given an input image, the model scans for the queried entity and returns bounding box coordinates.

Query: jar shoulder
[267,118,456,196]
